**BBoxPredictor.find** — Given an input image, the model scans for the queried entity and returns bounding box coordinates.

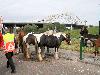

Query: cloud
[0,0,100,25]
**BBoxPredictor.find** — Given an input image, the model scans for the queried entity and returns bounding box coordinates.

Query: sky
[0,0,100,26]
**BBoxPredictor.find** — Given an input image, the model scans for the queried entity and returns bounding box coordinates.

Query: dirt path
[0,48,100,75]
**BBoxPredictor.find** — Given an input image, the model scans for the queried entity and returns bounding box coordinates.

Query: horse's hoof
[54,52,59,60]
[41,54,45,58]
[37,54,43,62]
[24,58,30,61]
[54,56,59,60]
[97,51,99,54]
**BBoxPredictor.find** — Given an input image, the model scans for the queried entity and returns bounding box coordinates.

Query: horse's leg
[35,44,38,55]
[17,42,20,53]
[23,42,27,60]
[21,43,24,53]
[95,46,98,56]
[67,39,70,45]
[19,42,21,53]
[47,47,49,53]
[26,43,31,60]
[34,38,42,61]
[36,46,43,61]
[20,40,24,53]
[68,40,70,45]
[14,41,19,54]
[54,47,59,60]
[41,46,45,58]
[84,39,87,47]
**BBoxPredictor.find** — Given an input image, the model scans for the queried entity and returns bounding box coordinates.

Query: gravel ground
[0,46,100,75]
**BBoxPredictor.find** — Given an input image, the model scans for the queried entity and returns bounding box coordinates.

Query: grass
[88,26,99,35]
[60,38,95,54]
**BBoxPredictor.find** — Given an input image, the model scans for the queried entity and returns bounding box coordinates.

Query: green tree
[53,22,66,32]
[23,24,37,33]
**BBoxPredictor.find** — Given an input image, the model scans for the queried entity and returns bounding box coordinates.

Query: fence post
[99,21,100,35]
[80,36,84,60]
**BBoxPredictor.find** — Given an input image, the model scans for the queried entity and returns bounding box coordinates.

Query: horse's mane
[53,32,66,38]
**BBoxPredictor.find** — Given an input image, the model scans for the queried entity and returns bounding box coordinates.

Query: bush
[23,24,37,33]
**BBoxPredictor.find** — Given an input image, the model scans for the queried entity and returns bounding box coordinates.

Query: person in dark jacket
[80,26,88,37]
[80,26,84,36]
[80,26,88,46]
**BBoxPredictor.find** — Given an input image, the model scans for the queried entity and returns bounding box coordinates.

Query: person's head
[5,29,10,33]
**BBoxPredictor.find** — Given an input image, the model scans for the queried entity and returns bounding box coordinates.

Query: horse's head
[65,33,71,45]
[59,33,71,45]
[18,31,26,38]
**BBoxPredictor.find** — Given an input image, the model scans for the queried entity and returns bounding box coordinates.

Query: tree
[53,22,66,32]
[23,24,37,33]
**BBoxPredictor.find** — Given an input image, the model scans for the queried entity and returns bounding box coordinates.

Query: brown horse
[17,30,26,53]
[23,33,41,61]
[94,37,100,56]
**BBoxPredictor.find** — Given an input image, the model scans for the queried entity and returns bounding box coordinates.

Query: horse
[83,34,98,47]
[38,32,70,60]
[14,34,20,54]
[94,36,100,56]
[17,30,26,53]
[23,32,42,61]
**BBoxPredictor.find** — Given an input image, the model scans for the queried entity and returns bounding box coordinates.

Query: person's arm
[0,49,2,51]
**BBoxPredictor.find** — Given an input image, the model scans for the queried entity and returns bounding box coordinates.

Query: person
[80,26,88,37]
[83,26,88,37]
[80,26,89,46]
[0,30,4,49]
[5,52,16,73]
[80,26,84,36]
[2,30,16,73]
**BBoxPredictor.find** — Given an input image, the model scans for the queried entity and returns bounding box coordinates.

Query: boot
[11,70,16,73]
